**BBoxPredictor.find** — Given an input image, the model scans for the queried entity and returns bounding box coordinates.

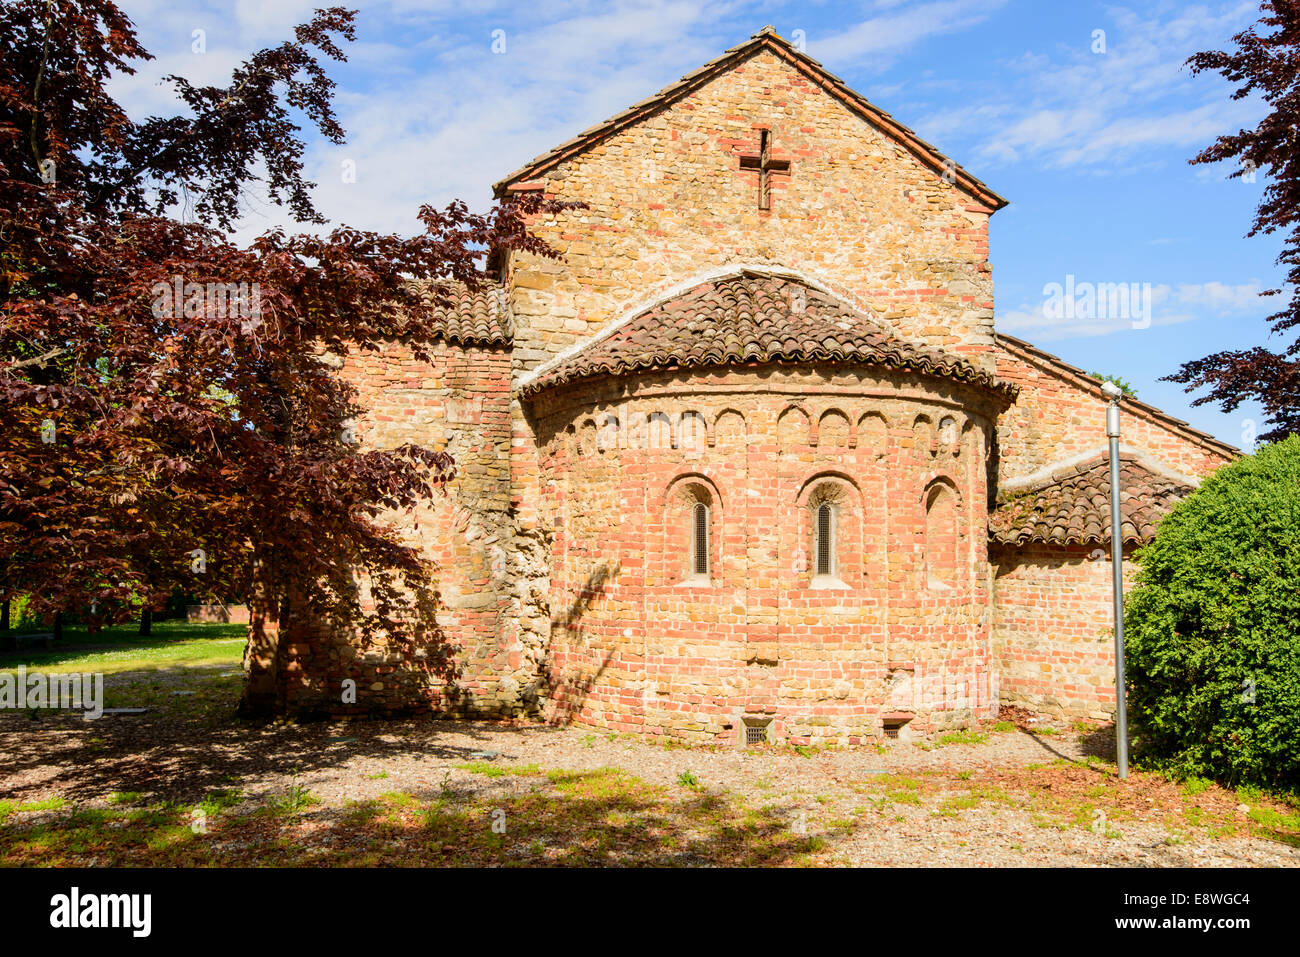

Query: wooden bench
[0,632,54,652]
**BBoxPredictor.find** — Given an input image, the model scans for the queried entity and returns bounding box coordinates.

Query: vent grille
[693,502,709,576]
[883,725,900,740]
[746,725,768,746]
[816,503,833,575]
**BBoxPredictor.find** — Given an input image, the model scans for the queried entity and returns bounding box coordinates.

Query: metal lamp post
[1102,380,1129,779]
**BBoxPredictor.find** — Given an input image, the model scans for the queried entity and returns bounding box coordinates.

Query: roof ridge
[492,29,1006,209]
[999,446,1202,496]
[520,271,1016,400]
[994,332,1239,458]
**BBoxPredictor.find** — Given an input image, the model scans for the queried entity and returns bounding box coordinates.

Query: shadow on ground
[0,663,526,807]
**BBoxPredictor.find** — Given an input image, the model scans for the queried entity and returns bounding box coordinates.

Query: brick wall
[995,340,1233,483]
[991,543,1139,720]
[503,47,997,377]
[989,340,1234,719]
[529,364,1004,745]
[244,340,536,718]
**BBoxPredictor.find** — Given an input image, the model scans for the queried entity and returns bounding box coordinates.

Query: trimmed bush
[1125,435,1300,791]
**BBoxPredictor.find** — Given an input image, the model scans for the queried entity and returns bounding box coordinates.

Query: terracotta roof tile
[415,282,510,346]
[989,453,1193,547]
[521,272,1016,399]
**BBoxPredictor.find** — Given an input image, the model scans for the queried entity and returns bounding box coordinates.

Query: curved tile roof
[989,453,1193,547]
[414,281,510,346]
[521,272,1016,399]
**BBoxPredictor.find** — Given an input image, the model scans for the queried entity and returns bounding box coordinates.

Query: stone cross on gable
[738,129,791,210]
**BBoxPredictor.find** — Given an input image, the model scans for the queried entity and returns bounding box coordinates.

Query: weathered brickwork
[528,365,1004,744]
[250,28,1235,738]
[244,340,542,718]
[988,338,1235,718]
[991,543,1138,721]
[994,335,1234,483]
[501,46,997,376]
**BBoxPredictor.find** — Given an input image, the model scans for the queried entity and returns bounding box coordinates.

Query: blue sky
[111,0,1282,447]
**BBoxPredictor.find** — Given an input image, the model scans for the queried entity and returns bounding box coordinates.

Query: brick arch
[912,414,935,458]
[817,408,852,448]
[596,412,620,452]
[922,476,961,591]
[936,414,961,455]
[795,470,863,507]
[778,405,811,448]
[794,471,864,584]
[713,408,746,447]
[679,410,708,450]
[658,472,725,585]
[576,417,599,457]
[646,411,674,449]
[857,411,888,456]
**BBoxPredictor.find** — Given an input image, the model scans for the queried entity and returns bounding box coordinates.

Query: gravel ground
[2,665,1298,866]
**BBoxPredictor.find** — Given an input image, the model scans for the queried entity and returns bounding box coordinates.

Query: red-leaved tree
[0,2,558,708]
[1171,0,1300,441]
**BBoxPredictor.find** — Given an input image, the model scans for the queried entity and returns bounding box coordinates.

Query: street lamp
[1102,380,1129,779]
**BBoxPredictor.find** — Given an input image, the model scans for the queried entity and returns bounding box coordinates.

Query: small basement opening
[882,713,913,740]
[741,715,773,748]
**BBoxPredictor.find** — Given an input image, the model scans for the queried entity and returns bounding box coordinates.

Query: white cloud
[917,2,1265,170]
[812,0,1009,66]
[998,279,1280,341]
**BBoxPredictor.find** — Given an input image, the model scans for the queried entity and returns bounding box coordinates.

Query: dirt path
[2,666,1297,866]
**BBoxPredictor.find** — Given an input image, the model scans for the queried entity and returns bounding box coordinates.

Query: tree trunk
[139,607,152,636]
[52,612,63,642]
[0,600,9,631]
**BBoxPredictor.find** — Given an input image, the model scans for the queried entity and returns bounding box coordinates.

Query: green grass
[265,782,320,817]
[991,721,1016,732]
[937,730,988,747]
[454,761,542,779]
[884,790,922,805]
[0,621,245,675]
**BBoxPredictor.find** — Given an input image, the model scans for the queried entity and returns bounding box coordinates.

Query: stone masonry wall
[995,341,1234,484]
[990,340,1233,720]
[243,340,540,718]
[991,543,1139,721]
[528,364,1004,745]
[504,47,997,379]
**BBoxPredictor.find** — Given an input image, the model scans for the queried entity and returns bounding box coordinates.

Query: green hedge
[1125,435,1300,790]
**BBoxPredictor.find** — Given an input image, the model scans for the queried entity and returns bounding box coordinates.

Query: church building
[245,28,1235,745]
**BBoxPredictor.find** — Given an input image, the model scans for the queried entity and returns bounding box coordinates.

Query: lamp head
[1100,380,1124,401]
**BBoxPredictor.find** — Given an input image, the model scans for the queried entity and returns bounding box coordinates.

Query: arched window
[691,502,710,577]
[814,502,836,577]
[925,482,959,589]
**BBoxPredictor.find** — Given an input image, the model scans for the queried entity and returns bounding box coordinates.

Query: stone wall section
[503,47,997,378]
[990,340,1235,720]
[529,365,1004,745]
[994,339,1234,484]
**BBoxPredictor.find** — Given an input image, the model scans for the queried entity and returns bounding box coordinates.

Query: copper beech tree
[0,2,559,702]
[1172,0,1300,441]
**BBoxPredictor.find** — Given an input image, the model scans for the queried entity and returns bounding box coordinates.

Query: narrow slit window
[692,502,710,577]
[815,503,834,576]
